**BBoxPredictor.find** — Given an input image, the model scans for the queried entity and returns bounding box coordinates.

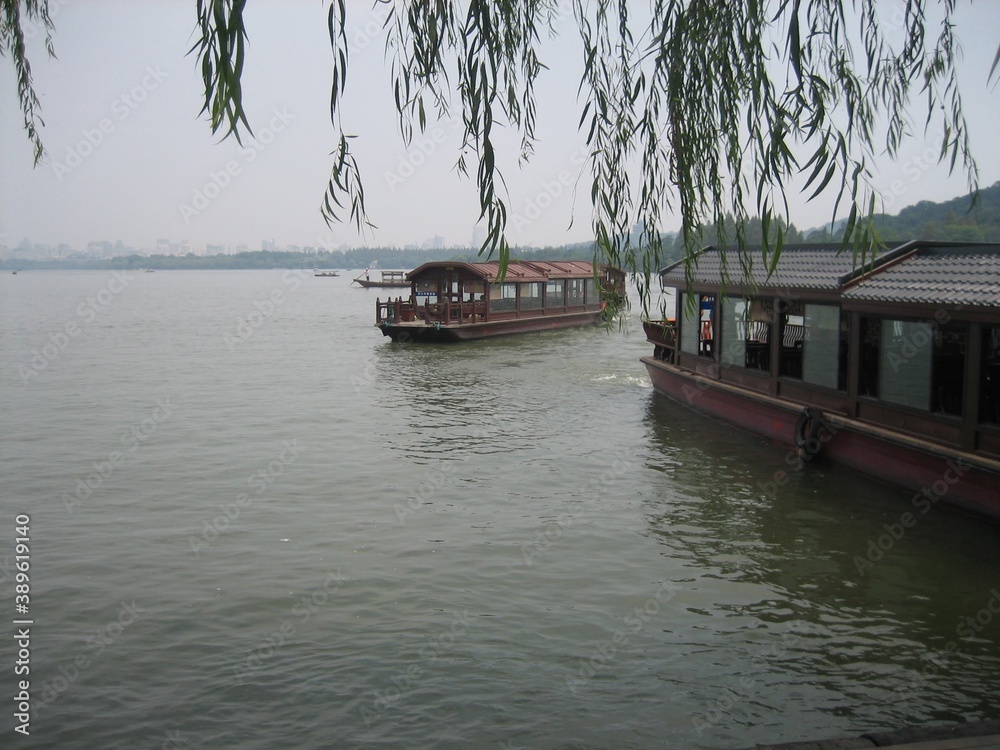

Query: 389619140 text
[14,513,32,737]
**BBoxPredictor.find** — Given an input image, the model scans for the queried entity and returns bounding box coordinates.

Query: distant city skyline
[2,2,998,254]
[3,231,483,259]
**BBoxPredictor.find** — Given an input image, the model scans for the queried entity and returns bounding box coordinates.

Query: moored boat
[375,260,625,342]
[642,241,1000,521]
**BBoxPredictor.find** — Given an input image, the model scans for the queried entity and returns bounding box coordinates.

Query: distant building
[87,240,113,258]
[471,224,486,249]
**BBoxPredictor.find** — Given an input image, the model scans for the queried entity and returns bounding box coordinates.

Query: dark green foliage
[1,0,55,165]
[869,181,1000,243]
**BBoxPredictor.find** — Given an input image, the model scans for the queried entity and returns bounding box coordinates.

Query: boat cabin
[375,260,625,342]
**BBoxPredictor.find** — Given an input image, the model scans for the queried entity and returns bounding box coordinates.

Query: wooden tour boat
[314,269,340,277]
[642,240,1000,521]
[375,260,625,342]
[354,270,409,288]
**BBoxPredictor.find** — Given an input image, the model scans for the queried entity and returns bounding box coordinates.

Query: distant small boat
[353,270,408,288]
[314,269,340,277]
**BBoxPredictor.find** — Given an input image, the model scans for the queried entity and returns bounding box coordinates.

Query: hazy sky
[1,1,998,253]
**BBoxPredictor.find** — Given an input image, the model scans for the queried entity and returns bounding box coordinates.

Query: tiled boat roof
[658,244,891,290]
[660,242,1000,309]
[410,260,610,283]
[843,244,1000,308]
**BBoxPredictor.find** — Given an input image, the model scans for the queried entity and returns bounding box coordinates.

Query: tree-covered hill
[803,180,1000,243]
[871,180,1000,242]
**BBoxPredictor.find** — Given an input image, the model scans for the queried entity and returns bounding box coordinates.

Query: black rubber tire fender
[794,407,829,454]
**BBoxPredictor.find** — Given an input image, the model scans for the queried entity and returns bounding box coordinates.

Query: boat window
[680,293,699,355]
[567,279,586,306]
[742,297,772,372]
[778,300,805,379]
[879,319,933,410]
[859,317,880,397]
[546,279,565,307]
[698,294,715,358]
[464,280,485,301]
[862,316,966,415]
[520,282,542,310]
[585,277,597,304]
[720,297,746,368]
[489,283,517,312]
[802,304,843,390]
[931,321,965,416]
[981,326,1000,424]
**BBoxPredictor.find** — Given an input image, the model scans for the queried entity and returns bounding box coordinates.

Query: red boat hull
[380,310,604,342]
[642,356,1000,521]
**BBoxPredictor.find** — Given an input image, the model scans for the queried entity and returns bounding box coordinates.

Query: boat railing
[377,297,488,325]
[418,298,488,323]
[376,297,417,324]
[643,319,677,363]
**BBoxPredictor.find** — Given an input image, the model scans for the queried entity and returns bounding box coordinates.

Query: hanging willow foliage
[187,0,986,311]
[1,0,55,166]
[5,1,991,312]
